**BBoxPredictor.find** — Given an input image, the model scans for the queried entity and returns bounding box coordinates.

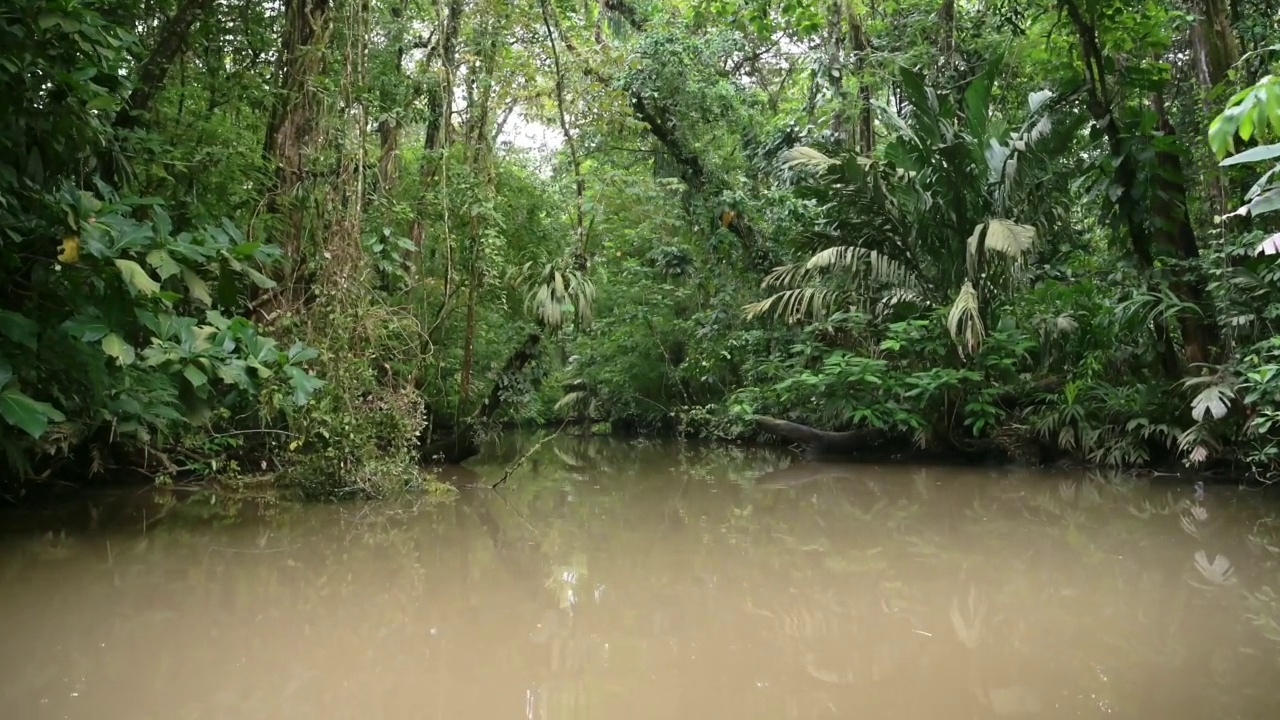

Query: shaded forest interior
[3,0,1280,498]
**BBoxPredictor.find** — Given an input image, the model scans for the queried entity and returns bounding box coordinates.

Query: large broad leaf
[215,360,251,387]
[1219,143,1280,166]
[182,267,213,306]
[0,310,38,349]
[1257,231,1280,256]
[62,317,110,342]
[1190,382,1233,421]
[243,266,276,289]
[101,333,136,366]
[145,249,182,280]
[182,363,209,390]
[1247,188,1280,216]
[287,341,320,364]
[114,259,162,295]
[284,366,325,406]
[0,387,65,439]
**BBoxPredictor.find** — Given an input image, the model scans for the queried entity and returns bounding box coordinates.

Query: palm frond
[744,287,845,324]
[805,246,920,289]
[967,219,1035,278]
[523,262,596,331]
[947,281,985,356]
[554,390,589,413]
[778,146,839,173]
[983,219,1036,259]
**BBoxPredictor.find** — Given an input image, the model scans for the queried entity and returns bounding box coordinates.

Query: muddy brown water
[2,437,1280,719]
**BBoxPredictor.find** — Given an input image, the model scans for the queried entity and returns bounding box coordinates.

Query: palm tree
[745,58,1077,356]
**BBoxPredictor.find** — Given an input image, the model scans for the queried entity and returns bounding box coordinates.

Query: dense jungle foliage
[2,0,1280,498]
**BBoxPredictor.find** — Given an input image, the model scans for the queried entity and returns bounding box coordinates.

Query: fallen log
[752,416,891,457]
[752,415,1012,464]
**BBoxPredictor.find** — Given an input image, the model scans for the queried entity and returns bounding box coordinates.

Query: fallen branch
[492,422,567,489]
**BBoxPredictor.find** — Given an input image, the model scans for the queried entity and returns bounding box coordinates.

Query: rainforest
[3,0,1280,499]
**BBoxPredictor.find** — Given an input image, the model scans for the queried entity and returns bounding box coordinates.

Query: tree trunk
[1151,91,1219,367]
[1190,0,1239,88]
[262,0,334,303]
[1060,0,1216,373]
[423,0,463,160]
[1189,0,1241,217]
[825,0,848,145]
[851,16,874,154]
[102,0,215,184]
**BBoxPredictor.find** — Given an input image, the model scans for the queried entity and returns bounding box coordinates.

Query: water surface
[2,437,1280,719]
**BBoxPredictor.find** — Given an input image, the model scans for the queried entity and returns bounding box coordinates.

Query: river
[1,436,1279,719]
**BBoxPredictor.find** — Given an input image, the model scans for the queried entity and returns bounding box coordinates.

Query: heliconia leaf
[1248,188,1280,216]
[1219,142,1280,166]
[1257,231,1280,256]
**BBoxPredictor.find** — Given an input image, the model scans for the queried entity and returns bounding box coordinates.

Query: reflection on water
[2,436,1280,719]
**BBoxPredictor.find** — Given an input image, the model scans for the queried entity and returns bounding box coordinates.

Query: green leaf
[182,267,213,306]
[0,311,39,349]
[287,341,319,364]
[114,259,162,295]
[153,207,172,239]
[0,358,12,388]
[1220,143,1280,166]
[1249,188,1280,216]
[243,266,277,289]
[85,94,115,111]
[0,388,65,439]
[284,366,324,406]
[62,317,110,342]
[182,363,208,389]
[1190,383,1234,421]
[101,333,136,365]
[215,360,251,387]
[145,249,182,280]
